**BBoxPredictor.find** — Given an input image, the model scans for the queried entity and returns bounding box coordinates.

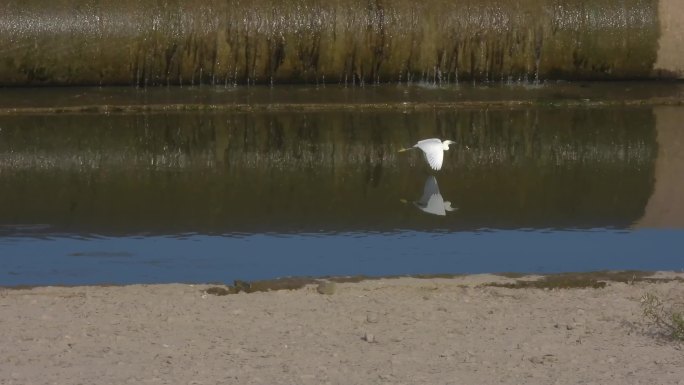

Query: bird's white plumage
[413,138,448,170]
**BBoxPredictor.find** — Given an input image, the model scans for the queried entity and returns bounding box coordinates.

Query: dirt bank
[1,273,683,385]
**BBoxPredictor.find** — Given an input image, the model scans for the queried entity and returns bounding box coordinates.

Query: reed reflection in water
[0,107,657,234]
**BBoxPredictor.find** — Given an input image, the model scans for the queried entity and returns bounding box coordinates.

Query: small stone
[566,324,574,330]
[529,356,544,365]
[529,354,556,365]
[205,286,234,296]
[234,280,251,293]
[363,332,375,343]
[366,313,379,323]
[317,281,336,295]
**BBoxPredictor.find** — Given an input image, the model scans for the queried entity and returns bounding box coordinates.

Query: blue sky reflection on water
[1,229,682,286]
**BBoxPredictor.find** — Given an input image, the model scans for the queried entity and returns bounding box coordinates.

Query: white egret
[398,138,456,171]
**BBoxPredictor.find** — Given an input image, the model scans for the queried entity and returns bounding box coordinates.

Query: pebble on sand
[317,281,337,295]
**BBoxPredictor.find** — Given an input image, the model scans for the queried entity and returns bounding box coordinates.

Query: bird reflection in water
[402,176,457,216]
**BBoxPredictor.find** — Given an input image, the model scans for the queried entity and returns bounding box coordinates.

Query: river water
[1,84,683,285]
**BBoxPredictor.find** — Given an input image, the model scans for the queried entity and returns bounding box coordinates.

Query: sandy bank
[1,274,683,385]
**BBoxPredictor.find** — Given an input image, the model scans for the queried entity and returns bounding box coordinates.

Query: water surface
[1,97,683,285]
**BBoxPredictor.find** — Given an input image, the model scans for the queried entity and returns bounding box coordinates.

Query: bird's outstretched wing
[424,149,443,171]
[415,139,444,171]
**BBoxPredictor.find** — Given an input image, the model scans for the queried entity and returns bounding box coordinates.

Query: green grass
[641,293,684,341]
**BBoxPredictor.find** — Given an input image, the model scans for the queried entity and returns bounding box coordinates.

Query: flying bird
[398,138,456,171]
